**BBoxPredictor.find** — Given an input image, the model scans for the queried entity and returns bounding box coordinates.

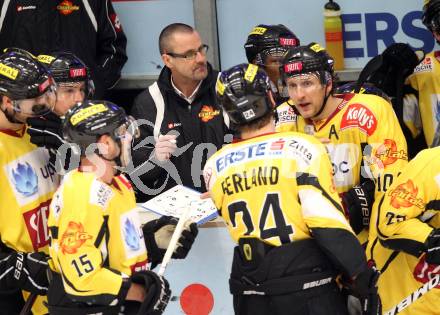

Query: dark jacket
[0,0,127,98]
[129,64,229,201]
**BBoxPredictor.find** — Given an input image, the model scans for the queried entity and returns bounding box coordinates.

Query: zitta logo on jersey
[4,148,59,206]
[121,210,146,259]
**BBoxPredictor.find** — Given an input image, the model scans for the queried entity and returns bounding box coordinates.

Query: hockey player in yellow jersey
[0,48,59,314]
[204,63,381,315]
[279,43,408,243]
[367,146,440,314]
[47,100,198,314]
[404,0,440,148]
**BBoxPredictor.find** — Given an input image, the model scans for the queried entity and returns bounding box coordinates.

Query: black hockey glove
[5,252,49,295]
[142,216,198,269]
[341,179,375,234]
[27,112,64,151]
[348,267,382,315]
[131,270,171,315]
[425,229,440,264]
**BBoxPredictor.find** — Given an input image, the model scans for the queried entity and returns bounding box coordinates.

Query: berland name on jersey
[221,166,279,195]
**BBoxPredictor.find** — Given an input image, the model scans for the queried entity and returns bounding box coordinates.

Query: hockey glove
[27,112,64,151]
[5,252,49,295]
[341,179,375,234]
[425,229,440,264]
[131,270,171,315]
[142,216,198,268]
[348,267,382,315]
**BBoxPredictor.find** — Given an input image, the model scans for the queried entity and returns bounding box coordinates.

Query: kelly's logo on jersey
[57,0,80,15]
[60,222,92,254]
[23,200,51,251]
[414,57,433,73]
[372,139,407,168]
[388,179,425,209]
[199,105,220,122]
[340,104,377,136]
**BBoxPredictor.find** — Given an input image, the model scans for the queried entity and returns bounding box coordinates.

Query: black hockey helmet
[280,42,334,84]
[0,48,55,101]
[63,100,139,155]
[38,52,95,97]
[423,0,440,32]
[216,63,274,125]
[244,24,300,65]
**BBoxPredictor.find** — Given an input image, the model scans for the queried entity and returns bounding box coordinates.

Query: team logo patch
[60,222,92,254]
[121,210,146,259]
[110,13,123,33]
[414,57,433,73]
[388,179,425,209]
[371,139,407,169]
[23,200,51,251]
[57,0,80,15]
[340,104,377,136]
[198,105,220,122]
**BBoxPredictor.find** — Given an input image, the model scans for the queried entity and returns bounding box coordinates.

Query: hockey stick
[383,273,440,315]
[19,293,37,315]
[157,205,192,276]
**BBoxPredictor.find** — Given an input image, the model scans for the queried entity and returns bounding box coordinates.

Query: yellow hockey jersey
[203,132,354,246]
[276,93,408,198]
[48,170,148,305]
[405,51,440,147]
[368,147,440,315]
[0,126,59,315]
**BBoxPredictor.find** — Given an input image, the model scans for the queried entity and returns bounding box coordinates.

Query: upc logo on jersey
[340,104,377,136]
[413,254,440,289]
[388,179,425,209]
[11,162,38,197]
[5,149,59,206]
[121,210,146,259]
[60,222,92,254]
[371,139,407,169]
[199,105,220,122]
[23,200,51,251]
[414,57,433,73]
[284,62,302,73]
[69,68,86,78]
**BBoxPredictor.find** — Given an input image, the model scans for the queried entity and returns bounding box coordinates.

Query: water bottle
[324,0,344,70]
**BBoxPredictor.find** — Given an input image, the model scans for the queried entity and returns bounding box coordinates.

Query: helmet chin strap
[0,106,22,124]
[96,139,124,176]
[312,84,331,120]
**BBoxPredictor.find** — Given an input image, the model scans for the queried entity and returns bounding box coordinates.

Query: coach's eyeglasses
[166,44,209,60]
